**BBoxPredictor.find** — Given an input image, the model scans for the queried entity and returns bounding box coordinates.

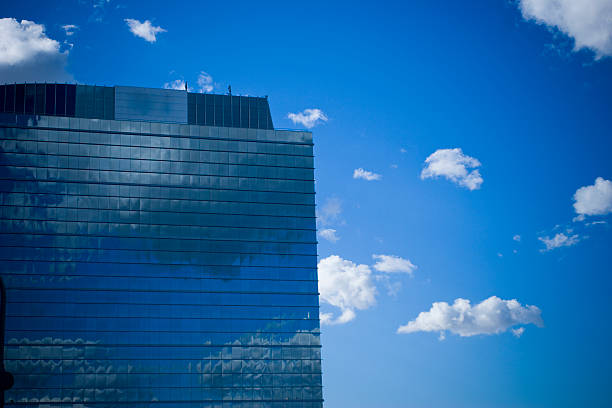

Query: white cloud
[125,19,166,42]
[400,148,407,153]
[397,296,543,338]
[0,18,71,82]
[353,168,382,181]
[62,24,78,36]
[512,327,526,338]
[316,197,342,227]
[0,18,63,65]
[287,108,328,129]
[513,235,521,242]
[390,164,398,169]
[538,232,580,251]
[164,79,191,91]
[318,255,377,325]
[421,148,483,191]
[573,177,612,217]
[372,254,417,275]
[318,228,339,243]
[518,0,612,58]
[586,220,608,226]
[197,71,213,93]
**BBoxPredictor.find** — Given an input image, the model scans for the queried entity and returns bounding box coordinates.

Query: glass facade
[0,84,273,129]
[0,85,321,407]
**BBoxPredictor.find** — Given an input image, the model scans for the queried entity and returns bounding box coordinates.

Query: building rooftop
[0,83,274,129]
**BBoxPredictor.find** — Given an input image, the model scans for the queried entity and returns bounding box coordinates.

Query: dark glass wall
[0,84,273,130]
[0,84,112,120]
[0,112,321,407]
[187,94,273,130]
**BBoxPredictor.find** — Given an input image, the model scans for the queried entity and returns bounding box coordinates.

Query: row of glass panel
[4,402,322,408]
[0,242,317,260]
[0,114,313,143]
[0,153,315,180]
[1,261,318,280]
[6,344,321,360]
[0,222,317,242]
[1,208,316,229]
[6,331,321,346]
[7,356,321,370]
[1,204,315,227]
[1,136,314,166]
[7,317,320,332]
[0,193,315,217]
[8,360,322,375]
[0,180,316,205]
[8,302,318,319]
[10,377,321,389]
[1,235,317,255]
[13,378,321,391]
[7,290,319,307]
[1,141,315,170]
[0,128,313,156]
[5,274,318,292]
[6,388,323,404]
[1,166,315,194]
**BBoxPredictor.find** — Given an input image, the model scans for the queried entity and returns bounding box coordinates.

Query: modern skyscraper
[0,83,322,407]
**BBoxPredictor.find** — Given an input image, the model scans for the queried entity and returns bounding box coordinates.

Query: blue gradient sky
[2,0,612,406]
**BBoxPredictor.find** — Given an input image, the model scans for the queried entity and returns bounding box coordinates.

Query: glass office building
[0,84,322,407]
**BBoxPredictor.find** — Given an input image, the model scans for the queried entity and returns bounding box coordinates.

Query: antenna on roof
[185,81,188,91]
[228,85,232,96]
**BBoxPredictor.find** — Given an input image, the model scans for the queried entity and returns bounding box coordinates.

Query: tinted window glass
[223,95,231,127]
[187,93,196,124]
[25,84,36,114]
[15,84,25,114]
[240,97,249,128]
[248,98,258,128]
[196,94,205,125]
[35,84,45,114]
[0,85,5,112]
[55,84,66,115]
[213,94,223,126]
[94,86,105,119]
[104,87,115,119]
[205,94,214,126]
[66,85,76,117]
[231,96,241,127]
[45,84,55,115]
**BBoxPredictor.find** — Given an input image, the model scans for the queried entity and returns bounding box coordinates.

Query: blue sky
[2,0,612,406]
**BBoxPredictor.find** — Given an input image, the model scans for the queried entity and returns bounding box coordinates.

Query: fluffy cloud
[421,148,483,191]
[518,0,612,58]
[0,18,71,82]
[125,18,166,42]
[538,232,580,251]
[287,108,328,129]
[372,254,417,275]
[353,168,382,181]
[573,177,612,217]
[397,296,543,338]
[318,228,339,243]
[513,235,521,242]
[197,71,213,93]
[318,255,377,325]
[164,79,191,91]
